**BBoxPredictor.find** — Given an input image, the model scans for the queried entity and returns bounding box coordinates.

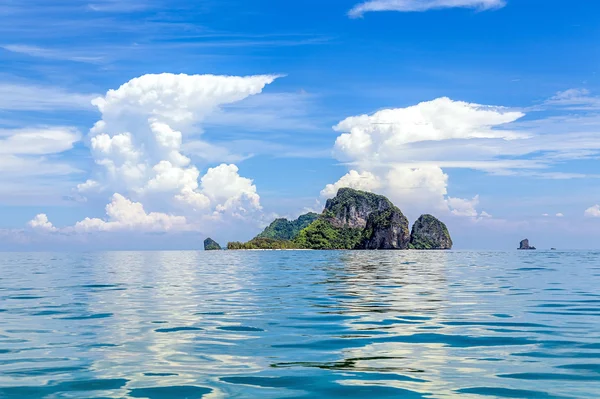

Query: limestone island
[518,239,536,250]
[227,188,452,250]
[204,237,222,251]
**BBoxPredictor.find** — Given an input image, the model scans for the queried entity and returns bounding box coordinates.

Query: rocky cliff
[409,214,452,250]
[323,187,394,229]
[358,207,410,250]
[204,238,222,251]
[295,188,395,249]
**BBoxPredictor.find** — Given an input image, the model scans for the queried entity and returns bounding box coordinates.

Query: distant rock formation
[227,188,452,250]
[204,238,222,251]
[358,207,410,250]
[409,214,453,250]
[295,188,396,249]
[518,239,536,250]
[323,187,394,229]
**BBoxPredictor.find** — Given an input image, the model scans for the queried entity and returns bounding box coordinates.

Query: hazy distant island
[204,237,222,251]
[226,188,452,250]
[518,239,536,250]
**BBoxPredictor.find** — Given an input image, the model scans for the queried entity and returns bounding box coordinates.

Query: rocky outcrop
[257,212,318,240]
[359,207,410,249]
[409,214,452,250]
[324,188,394,229]
[204,238,222,251]
[518,239,536,250]
[295,188,394,249]
[228,188,453,251]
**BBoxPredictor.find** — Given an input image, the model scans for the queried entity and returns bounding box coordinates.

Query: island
[518,239,536,250]
[227,188,452,250]
[204,238,222,251]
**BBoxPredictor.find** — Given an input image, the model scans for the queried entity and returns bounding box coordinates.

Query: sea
[0,250,599,398]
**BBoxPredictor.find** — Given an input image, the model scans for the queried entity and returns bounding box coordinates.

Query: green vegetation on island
[408,214,452,250]
[294,218,364,249]
[227,237,300,250]
[227,188,452,250]
[204,237,222,251]
[257,212,318,240]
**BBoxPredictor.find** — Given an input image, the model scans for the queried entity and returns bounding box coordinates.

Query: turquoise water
[0,251,599,398]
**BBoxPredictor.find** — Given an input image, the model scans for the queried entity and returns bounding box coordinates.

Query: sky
[1,0,600,250]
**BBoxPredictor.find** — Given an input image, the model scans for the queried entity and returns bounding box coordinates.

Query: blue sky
[1,0,600,250]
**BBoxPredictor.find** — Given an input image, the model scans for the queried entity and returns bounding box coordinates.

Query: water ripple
[0,250,599,398]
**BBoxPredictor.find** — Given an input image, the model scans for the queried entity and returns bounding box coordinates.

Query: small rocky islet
[226,188,452,250]
[203,237,222,251]
[518,239,536,250]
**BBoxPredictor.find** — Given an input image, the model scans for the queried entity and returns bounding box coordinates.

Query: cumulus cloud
[201,164,261,215]
[324,95,600,219]
[324,97,525,217]
[28,214,57,232]
[73,193,188,232]
[320,170,381,198]
[349,0,506,18]
[46,72,279,234]
[585,205,600,218]
[556,213,564,217]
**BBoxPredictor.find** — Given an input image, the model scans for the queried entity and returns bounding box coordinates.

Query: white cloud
[0,82,97,111]
[91,73,279,126]
[0,127,82,184]
[31,72,281,235]
[349,0,506,18]
[0,127,81,155]
[333,97,525,165]
[542,213,549,217]
[77,179,100,193]
[82,73,277,206]
[73,193,188,232]
[556,213,564,217]
[545,88,600,110]
[320,170,381,198]
[28,214,57,232]
[324,95,600,220]
[448,195,480,217]
[585,205,600,218]
[325,97,525,217]
[201,164,261,216]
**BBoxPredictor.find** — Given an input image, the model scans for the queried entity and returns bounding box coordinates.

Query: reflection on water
[0,250,599,398]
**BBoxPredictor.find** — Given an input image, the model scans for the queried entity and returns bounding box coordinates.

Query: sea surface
[0,251,599,399]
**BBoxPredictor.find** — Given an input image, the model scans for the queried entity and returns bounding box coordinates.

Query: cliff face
[324,188,394,229]
[257,212,318,240]
[409,215,452,250]
[359,207,410,250]
[295,188,394,249]
[518,239,536,250]
[204,238,222,251]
